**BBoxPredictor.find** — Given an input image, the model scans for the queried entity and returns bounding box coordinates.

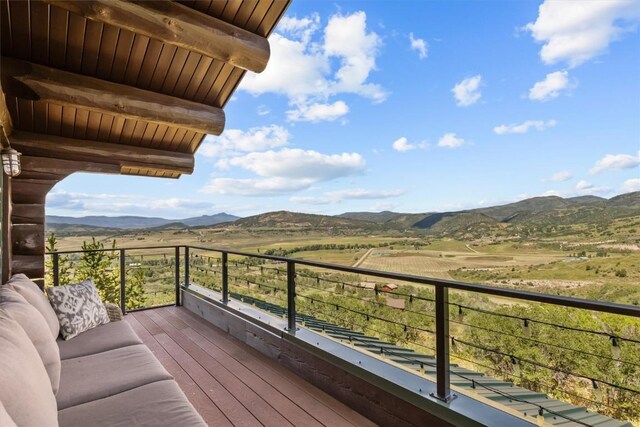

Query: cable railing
[47,244,640,425]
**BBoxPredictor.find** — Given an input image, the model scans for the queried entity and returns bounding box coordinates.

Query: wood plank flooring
[126,306,377,427]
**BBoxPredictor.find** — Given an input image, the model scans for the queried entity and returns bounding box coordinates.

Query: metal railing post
[286,260,296,332]
[184,246,190,288]
[175,246,181,306]
[221,252,229,304]
[119,249,126,315]
[52,252,59,287]
[433,285,453,401]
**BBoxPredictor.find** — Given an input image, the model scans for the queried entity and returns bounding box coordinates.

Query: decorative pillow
[4,274,60,338]
[0,286,61,394]
[47,280,110,340]
[0,311,59,426]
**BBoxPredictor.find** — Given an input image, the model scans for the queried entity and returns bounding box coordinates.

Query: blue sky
[48,0,640,219]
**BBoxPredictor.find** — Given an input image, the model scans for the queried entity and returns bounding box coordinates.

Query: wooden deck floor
[126,306,377,427]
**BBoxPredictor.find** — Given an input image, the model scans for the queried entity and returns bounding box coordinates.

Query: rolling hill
[46,213,240,229]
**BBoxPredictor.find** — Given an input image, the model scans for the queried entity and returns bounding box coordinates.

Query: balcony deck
[125,306,377,427]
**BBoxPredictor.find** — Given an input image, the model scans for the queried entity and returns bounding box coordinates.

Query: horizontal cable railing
[47,244,640,425]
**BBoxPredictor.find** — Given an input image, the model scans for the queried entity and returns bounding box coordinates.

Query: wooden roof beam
[42,0,270,73]
[1,57,225,136]
[10,131,195,176]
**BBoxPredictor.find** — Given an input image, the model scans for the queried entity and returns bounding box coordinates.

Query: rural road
[465,244,479,253]
[352,248,374,267]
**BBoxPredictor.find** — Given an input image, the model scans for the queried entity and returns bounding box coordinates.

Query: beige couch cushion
[5,274,60,338]
[57,344,172,410]
[57,319,142,360]
[0,400,18,427]
[0,311,59,427]
[58,380,206,427]
[0,287,61,394]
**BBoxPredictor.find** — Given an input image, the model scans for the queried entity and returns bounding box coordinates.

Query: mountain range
[46,192,640,235]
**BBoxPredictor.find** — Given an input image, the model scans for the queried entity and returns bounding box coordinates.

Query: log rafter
[1,57,226,136]
[42,0,270,73]
[10,131,195,176]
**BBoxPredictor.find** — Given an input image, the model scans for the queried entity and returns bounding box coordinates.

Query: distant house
[386,297,405,310]
[360,282,377,290]
[383,283,398,292]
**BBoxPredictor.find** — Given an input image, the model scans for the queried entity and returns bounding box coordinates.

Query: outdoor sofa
[0,273,206,427]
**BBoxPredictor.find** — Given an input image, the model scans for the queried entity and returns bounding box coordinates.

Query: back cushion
[0,286,61,395]
[0,311,59,427]
[5,274,60,338]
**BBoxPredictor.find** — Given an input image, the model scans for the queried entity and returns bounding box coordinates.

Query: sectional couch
[0,274,206,426]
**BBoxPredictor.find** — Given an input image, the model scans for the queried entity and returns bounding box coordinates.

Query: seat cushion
[0,287,61,394]
[58,380,206,427]
[56,344,172,410]
[4,274,60,338]
[0,400,18,427]
[47,280,110,340]
[0,311,59,427]
[57,319,142,360]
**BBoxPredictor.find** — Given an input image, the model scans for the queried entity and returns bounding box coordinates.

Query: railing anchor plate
[429,392,457,403]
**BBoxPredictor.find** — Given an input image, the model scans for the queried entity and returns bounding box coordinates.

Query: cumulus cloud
[525,0,640,68]
[494,119,557,135]
[575,180,593,191]
[589,151,640,174]
[204,149,366,196]
[452,75,482,107]
[257,105,270,116]
[199,125,289,158]
[391,137,428,152]
[621,178,640,193]
[286,100,349,122]
[528,71,572,101]
[240,11,385,121]
[549,170,573,182]
[409,33,428,59]
[201,177,314,196]
[291,188,405,205]
[437,133,465,148]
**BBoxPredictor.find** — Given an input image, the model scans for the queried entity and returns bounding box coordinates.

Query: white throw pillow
[47,280,110,340]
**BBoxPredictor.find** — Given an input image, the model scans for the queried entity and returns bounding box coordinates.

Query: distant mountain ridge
[46,213,240,229]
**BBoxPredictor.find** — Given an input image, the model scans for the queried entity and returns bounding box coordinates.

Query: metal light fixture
[1,147,21,177]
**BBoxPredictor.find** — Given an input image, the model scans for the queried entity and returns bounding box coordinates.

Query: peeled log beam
[21,156,122,176]
[12,224,44,256]
[11,179,58,204]
[11,254,45,281]
[1,57,225,135]
[11,131,195,175]
[43,0,270,73]
[12,203,45,225]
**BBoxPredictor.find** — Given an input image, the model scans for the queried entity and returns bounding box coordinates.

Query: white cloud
[528,70,572,101]
[550,170,573,182]
[201,177,314,196]
[221,148,365,181]
[575,180,593,190]
[525,0,640,68]
[621,178,640,193]
[452,75,482,107]
[589,151,640,174]
[199,125,289,158]
[494,119,557,135]
[240,11,386,121]
[392,137,428,152]
[437,133,465,149]
[392,137,413,152]
[286,100,349,122]
[291,188,405,205]
[257,105,270,116]
[409,33,428,59]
